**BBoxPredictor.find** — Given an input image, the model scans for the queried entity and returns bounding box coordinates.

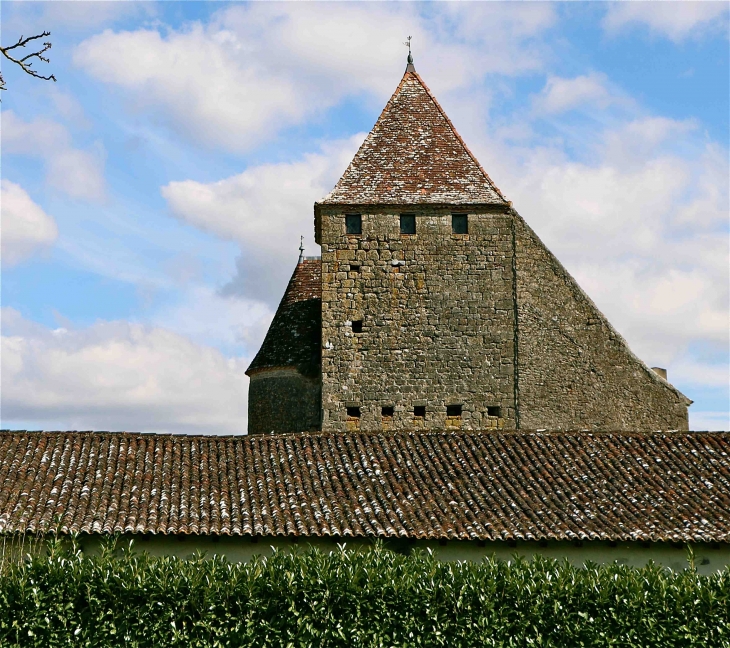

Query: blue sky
[2,1,728,433]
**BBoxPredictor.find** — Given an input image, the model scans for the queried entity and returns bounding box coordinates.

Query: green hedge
[0,538,728,647]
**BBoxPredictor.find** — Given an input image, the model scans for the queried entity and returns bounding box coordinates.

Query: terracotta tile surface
[319,71,508,206]
[246,259,321,378]
[1,430,728,542]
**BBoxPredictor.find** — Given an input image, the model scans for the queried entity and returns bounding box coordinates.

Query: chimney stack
[651,367,667,380]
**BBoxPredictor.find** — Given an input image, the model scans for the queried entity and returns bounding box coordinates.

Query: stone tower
[247,62,691,434]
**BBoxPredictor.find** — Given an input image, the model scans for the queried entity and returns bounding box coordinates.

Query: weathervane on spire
[404,35,415,71]
[298,235,304,263]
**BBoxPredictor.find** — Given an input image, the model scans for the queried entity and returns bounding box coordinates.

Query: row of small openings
[345,214,468,235]
[346,405,502,418]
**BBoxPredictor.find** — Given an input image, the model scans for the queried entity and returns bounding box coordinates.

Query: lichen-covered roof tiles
[1,429,728,542]
[319,69,508,206]
[246,258,321,378]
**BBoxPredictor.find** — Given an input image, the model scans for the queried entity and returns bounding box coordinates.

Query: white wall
[74,534,729,576]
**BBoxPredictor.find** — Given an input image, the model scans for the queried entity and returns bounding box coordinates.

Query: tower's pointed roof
[245,257,321,378]
[319,67,508,206]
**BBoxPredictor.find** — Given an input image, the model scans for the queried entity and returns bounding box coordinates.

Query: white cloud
[670,357,730,390]
[0,180,58,266]
[73,3,555,151]
[673,144,729,229]
[535,73,615,114]
[151,285,273,355]
[2,110,106,202]
[689,411,730,432]
[162,135,363,303]
[602,117,698,166]
[603,1,729,41]
[1,308,249,435]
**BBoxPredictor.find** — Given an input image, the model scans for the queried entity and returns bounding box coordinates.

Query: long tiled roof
[319,69,508,206]
[246,258,321,378]
[1,430,728,542]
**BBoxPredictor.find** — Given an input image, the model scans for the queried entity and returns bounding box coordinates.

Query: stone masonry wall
[513,213,690,430]
[248,369,321,434]
[319,206,515,432]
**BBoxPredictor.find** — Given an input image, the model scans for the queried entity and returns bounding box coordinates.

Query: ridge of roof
[319,70,509,206]
[1,429,725,441]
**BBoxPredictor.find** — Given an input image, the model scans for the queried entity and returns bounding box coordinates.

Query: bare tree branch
[1,31,57,95]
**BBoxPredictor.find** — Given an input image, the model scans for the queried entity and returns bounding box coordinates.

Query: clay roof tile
[319,69,508,206]
[1,429,727,543]
[246,258,321,378]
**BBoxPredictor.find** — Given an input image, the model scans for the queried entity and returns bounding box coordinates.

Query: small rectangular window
[400,214,416,235]
[414,406,426,418]
[382,406,394,418]
[351,320,363,333]
[446,404,462,417]
[346,214,362,235]
[452,214,468,234]
[350,264,360,272]
[487,406,501,417]
[346,406,361,419]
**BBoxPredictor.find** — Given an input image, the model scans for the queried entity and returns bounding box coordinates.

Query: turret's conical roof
[319,68,508,206]
[246,258,321,378]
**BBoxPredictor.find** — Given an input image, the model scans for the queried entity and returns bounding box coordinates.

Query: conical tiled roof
[319,68,508,206]
[246,258,321,378]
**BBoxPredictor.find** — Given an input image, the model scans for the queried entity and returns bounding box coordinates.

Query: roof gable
[319,70,507,206]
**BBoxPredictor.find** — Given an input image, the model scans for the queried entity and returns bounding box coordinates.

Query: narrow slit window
[346,406,361,419]
[346,214,362,235]
[382,406,394,418]
[446,404,462,417]
[414,406,426,418]
[400,214,416,235]
[451,214,468,234]
[487,406,502,417]
[351,320,363,333]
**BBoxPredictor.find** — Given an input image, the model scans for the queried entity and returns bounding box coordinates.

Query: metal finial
[298,235,304,263]
[404,36,414,71]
